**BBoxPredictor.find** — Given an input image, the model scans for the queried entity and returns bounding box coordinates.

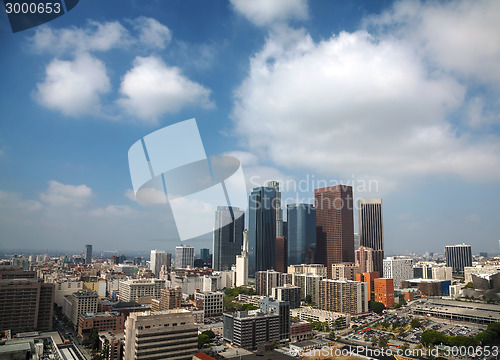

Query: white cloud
[32,21,131,54]
[0,191,43,212]
[133,17,172,49]
[40,180,93,207]
[230,0,308,27]
[118,56,214,123]
[89,205,138,217]
[232,27,500,188]
[365,0,500,86]
[35,53,111,117]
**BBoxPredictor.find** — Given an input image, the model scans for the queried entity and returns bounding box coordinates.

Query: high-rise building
[383,257,413,289]
[248,186,277,276]
[235,229,249,287]
[260,297,290,341]
[223,311,280,349]
[0,276,54,334]
[318,279,368,314]
[267,181,283,237]
[175,245,194,269]
[200,248,210,264]
[445,244,472,274]
[256,270,281,296]
[275,237,288,273]
[287,204,316,265]
[315,185,355,278]
[84,244,92,265]
[150,250,171,278]
[374,278,394,308]
[358,199,384,275]
[124,309,198,360]
[272,284,301,309]
[287,264,327,277]
[331,263,359,281]
[355,246,383,275]
[356,272,379,301]
[213,206,245,271]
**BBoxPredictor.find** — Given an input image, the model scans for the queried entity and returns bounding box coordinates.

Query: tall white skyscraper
[383,256,413,289]
[150,250,171,278]
[175,245,194,269]
[236,229,249,286]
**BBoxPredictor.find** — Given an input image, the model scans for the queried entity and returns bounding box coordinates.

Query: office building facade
[124,309,198,360]
[267,181,283,237]
[358,199,384,274]
[260,297,290,341]
[150,250,171,278]
[223,311,280,350]
[85,244,92,265]
[272,284,301,309]
[118,279,166,302]
[374,278,394,308]
[175,245,194,269]
[445,244,472,274]
[315,185,355,278]
[383,257,413,289]
[287,203,316,265]
[331,263,359,281]
[275,237,288,273]
[213,206,245,271]
[248,186,277,276]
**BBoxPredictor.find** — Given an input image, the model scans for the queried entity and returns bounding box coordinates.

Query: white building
[383,256,413,289]
[150,250,171,278]
[52,278,84,307]
[195,291,224,317]
[118,279,166,302]
[464,265,500,283]
[175,245,194,269]
[235,229,249,286]
[432,266,452,281]
[124,309,197,360]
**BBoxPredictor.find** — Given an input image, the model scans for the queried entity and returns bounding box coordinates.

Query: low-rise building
[195,291,224,317]
[223,311,280,350]
[78,312,125,339]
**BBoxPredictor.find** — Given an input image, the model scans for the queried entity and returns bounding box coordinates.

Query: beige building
[124,309,198,360]
[287,264,327,277]
[63,290,98,327]
[151,287,182,311]
[52,278,83,307]
[465,265,500,283]
[331,263,359,281]
[195,291,224,317]
[118,279,166,302]
[318,279,368,315]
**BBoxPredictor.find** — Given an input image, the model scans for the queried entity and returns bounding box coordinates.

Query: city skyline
[1,0,499,254]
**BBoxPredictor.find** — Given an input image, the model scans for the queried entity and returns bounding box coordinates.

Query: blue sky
[0,0,499,255]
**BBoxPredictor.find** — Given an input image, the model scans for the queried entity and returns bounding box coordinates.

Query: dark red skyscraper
[275,237,288,273]
[315,185,355,278]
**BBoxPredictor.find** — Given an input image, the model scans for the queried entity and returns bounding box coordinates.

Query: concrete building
[331,262,359,281]
[432,266,453,281]
[315,185,355,278]
[287,264,327,277]
[118,279,166,302]
[124,309,198,360]
[260,297,290,341]
[290,307,350,329]
[272,284,301,309]
[290,319,313,343]
[383,256,413,289]
[175,245,194,269]
[151,287,182,311]
[464,265,500,283]
[358,199,384,275]
[63,290,98,328]
[445,244,472,274]
[0,278,54,334]
[356,272,379,301]
[355,246,383,275]
[223,311,280,349]
[291,273,325,304]
[150,250,171,278]
[256,270,281,296]
[318,279,368,315]
[373,278,394,308]
[195,291,224,317]
[78,312,125,339]
[51,277,84,307]
[402,279,451,296]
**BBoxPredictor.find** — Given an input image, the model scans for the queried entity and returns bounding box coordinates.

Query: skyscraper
[213,206,245,271]
[267,181,283,237]
[175,245,194,269]
[248,186,277,276]
[315,185,355,278]
[445,244,472,274]
[150,250,171,277]
[287,203,316,265]
[200,248,210,264]
[358,199,384,275]
[383,256,413,289]
[84,244,92,265]
[235,229,249,286]
[275,237,288,273]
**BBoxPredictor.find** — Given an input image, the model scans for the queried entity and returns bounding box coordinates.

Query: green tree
[487,322,500,336]
[421,330,446,347]
[411,318,422,329]
[464,282,475,289]
[475,330,497,345]
[202,330,215,339]
[369,301,385,314]
[198,334,210,348]
[305,295,312,304]
[378,338,388,349]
